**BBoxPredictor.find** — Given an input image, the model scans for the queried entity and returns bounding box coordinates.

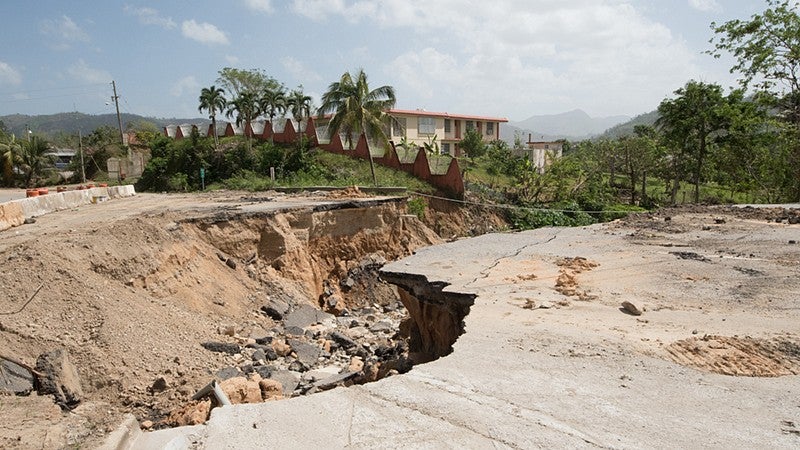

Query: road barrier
[0,185,136,232]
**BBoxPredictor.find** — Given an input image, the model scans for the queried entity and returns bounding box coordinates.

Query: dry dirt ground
[0,189,504,449]
[1,193,798,448]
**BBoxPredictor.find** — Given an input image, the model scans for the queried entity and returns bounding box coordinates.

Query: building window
[545,144,549,149]
[444,119,451,133]
[466,120,475,131]
[486,122,494,135]
[442,143,451,155]
[418,117,435,135]
[392,117,407,137]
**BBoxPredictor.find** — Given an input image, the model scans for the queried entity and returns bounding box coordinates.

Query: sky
[0,0,781,123]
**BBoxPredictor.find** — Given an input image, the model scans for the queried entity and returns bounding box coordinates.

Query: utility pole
[111,80,127,157]
[79,130,86,183]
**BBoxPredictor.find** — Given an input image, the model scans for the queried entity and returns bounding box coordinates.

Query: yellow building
[315,109,508,157]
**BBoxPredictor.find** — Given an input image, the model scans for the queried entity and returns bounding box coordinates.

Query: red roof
[389,109,508,122]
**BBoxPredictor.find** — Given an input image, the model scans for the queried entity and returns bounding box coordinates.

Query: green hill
[600,110,659,138]
[0,112,208,139]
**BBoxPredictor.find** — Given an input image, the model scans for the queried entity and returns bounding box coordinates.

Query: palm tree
[226,91,261,151]
[287,88,313,136]
[198,85,227,149]
[318,69,396,186]
[260,86,287,143]
[19,136,54,187]
[0,133,22,186]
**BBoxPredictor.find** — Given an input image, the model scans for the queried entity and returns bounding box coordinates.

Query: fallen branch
[0,283,44,316]
[0,353,44,378]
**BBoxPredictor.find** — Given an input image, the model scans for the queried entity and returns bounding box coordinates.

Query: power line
[0,82,108,96]
[408,191,638,215]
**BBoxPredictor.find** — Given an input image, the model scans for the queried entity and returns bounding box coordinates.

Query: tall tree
[287,88,313,130]
[216,67,280,98]
[260,86,287,142]
[710,0,800,124]
[226,91,261,151]
[656,81,727,203]
[0,133,22,186]
[318,69,396,186]
[19,136,54,187]
[710,0,800,199]
[198,85,227,149]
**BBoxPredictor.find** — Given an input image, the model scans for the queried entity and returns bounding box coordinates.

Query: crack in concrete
[363,371,609,449]
[467,231,563,288]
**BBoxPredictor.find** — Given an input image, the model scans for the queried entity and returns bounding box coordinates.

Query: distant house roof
[389,109,509,123]
[317,109,509,123]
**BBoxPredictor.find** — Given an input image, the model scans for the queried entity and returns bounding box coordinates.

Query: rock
[268,370,300,396]
[0,358,34,395]
[284,304,334,331]
[284,326,305,336]
[166,399,211,426]
[216,252,227,262]
[313,371,358,391]
[340,277,355,290]
[251,349,266,362]
[140,420,154,429]
[218,324,236,336]
[305,365,343,382]
[252,366,272,379]
[288,360,307,372]
[348,357,364,373]
[35,349,83,410]
[23,217,36,224]
[287,339,321,367]
[150,376,168,392]
[336,317,355,328]
[271,340,292,357]
[219,377,262,404]
[329,331,358,350]
[347,326,370,339]
[225,258,237,269]
[621,301,643,316]
[201,342,240,355]
[325,295,343,314]
[259,379,283,401]
[215,367,241,380]
[261,297,291,321]
[369,320,394,333]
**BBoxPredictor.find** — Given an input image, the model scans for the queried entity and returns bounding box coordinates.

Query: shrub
[407,197,427,219]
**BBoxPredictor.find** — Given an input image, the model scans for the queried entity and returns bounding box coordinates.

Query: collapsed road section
[0,189,469,448]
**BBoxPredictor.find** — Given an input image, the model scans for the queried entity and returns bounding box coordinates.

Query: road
[130,205,800,449]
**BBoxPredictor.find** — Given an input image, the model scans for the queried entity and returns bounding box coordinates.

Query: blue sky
[0,0,779,122]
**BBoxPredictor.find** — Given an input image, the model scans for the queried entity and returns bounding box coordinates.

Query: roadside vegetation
[4,1,799,233]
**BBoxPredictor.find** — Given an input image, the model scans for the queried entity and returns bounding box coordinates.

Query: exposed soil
[1,194,797,448]
[667,335,800,377]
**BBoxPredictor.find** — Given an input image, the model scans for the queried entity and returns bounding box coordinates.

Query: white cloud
[67,59,111,84]
[300,0,699,117]
[688,0,721,12]
[225,55,240,64]
[290,0,375,22]
[171,75,201,97]
[40,15,90,50]
[281,57,322,82]
[244,0,274,14]
[181,20,230,45]
[0,61,22,86]
[123,5,176,29]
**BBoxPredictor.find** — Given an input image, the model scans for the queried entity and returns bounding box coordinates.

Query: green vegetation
[198,85,226,148]
[318,69,397,186]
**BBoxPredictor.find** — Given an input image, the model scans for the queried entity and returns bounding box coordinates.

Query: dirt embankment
[0,194,455,448]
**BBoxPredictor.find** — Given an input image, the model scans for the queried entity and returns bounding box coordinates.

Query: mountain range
[1,109,653,144]
[0,112,208,139]
[502,109,632,143]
